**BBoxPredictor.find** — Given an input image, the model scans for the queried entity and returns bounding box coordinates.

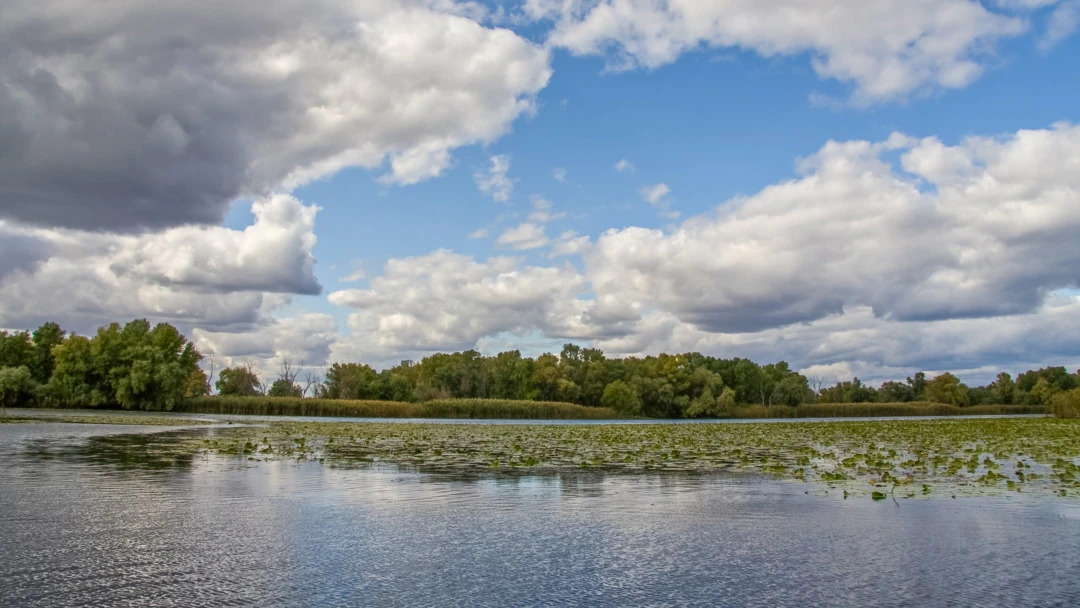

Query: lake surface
[1,423,1078,607]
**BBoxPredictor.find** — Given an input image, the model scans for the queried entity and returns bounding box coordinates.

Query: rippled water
[1,424,1078,607]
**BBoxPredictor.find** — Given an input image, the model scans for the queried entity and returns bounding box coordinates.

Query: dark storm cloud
[0,0,550,231]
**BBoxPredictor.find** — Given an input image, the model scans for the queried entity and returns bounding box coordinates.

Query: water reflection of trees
[23,431,204,472]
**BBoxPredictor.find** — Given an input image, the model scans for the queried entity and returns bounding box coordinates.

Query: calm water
[1,423,1078,607]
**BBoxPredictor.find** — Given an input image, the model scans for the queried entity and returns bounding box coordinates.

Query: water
[1,423,1078,607]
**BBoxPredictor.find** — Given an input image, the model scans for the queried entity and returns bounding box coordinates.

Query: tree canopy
[1,319,1077,416]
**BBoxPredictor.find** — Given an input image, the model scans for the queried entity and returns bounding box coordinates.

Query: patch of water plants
[1,413,214,426]
[190,417,1080,499]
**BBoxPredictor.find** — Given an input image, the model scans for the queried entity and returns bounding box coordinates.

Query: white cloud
[112,195,320,294]
[593,299,1080,386]
[640,183,679,219]
[1041,1,1080,50]
[1,0,551,230]
[474,155,515,202]
[588,123,1080,334]
[467,228,490,239]
[194,312,339,381]
[553,167,568,182]
[496,222,550,250]
[525,0,1026,103]
[340,264,366,283]
[328,250,595,362]
[614,159,635,172]
[549,231,592,257]
[640,183,671,205]
[527,196,568,223]
[0,195,321,333]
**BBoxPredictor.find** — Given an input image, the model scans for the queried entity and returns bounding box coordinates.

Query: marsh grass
[727,402,1044,419]
[177,396,618,419]
[1051,389,1080,419]
[420,399,618,419]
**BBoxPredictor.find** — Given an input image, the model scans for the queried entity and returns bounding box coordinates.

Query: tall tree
[216,366,263,396]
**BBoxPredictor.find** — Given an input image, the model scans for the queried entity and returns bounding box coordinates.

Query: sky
[2,0,1079,385]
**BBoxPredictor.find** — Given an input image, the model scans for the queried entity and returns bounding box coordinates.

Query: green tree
[685,386,736,417]
[0,331,34,370]
[906,372,928,400]
[876,381,915,403]
[924,372,969,406]
[30,322,65,383]
[322,362,380,399]
[600,380,641,417]
[987,372,1015,404]
[47,335,96,407]
[0,366,37,413]
[184,368,209,398]
[268,378,303,397]
[216,366,262,396]
[46,320,200,410]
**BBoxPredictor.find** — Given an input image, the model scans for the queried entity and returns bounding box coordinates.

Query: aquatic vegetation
[17,414,1079,498]
[2,413,212,426]
[186,417,1080,499]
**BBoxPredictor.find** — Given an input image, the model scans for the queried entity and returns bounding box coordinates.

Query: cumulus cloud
[328,250,598,362]
[0,196,320,332]
[496,222,550,250]
[474,155,516,202]
[467,228,490,239]
[0,0,550,231]
[525,0,1026,102]
[587,123,1080,334]
[553,167,568,182]
[593,299,1080,386]
[614,159,635,172]
[194,312,338,372]
[112,195,320,294]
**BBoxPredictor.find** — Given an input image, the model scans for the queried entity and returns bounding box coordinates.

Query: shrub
[1050,388,1080,419]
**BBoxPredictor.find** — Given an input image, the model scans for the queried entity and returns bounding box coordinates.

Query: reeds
[725,402,1044,419]
[176,396,618,419]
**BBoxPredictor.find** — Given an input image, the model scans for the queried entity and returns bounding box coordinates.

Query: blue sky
[3,0,1080,384]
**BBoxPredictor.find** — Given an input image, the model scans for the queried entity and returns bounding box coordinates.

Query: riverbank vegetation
[0,318,1076,418]
[172,396,1040,419]
[176,396,618,419]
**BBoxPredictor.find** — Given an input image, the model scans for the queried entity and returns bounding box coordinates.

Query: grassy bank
[174,396,618,419]
[12,397,1045,419]
[727,402,1045,418]
[173,397,1040,419]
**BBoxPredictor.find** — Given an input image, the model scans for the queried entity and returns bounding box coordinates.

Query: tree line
[217,343,1079,417]
[0,319,204,412]
[2,319,1078,416]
